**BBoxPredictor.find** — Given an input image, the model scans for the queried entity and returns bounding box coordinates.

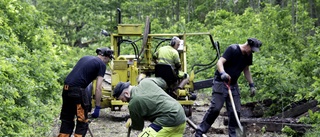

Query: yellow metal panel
[178,89,187,96]
[111,100,129,105]
[129,59,139,86]
[118,24,142,34]
[100,95,112,108]
[113,60,127,70]
[111,73,120,86]
[177,100,194,105]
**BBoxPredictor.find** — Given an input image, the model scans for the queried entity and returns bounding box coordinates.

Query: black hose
[194,53,219,74]
[191,35,221,74]
[153,38,171,53]
[120,39,140,59]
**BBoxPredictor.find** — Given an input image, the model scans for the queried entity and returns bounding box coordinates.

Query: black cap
[247,38,262,52]
[96,48,115,60]
[113,82,130,98]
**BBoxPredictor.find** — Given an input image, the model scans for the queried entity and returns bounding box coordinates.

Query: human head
[113,82,131,102]
[96,47,114,63]
[247,38,262,52]
[170,36,181,49]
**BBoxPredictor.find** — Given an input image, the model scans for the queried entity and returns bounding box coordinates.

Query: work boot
[194,129,203,137]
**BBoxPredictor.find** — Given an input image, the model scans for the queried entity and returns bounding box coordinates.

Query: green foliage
[303,125,320,137]
[299,110,320,124]
[205,9,235,28]
[36,0,113,46]
[0,0,72,136]
[281,126,296,136]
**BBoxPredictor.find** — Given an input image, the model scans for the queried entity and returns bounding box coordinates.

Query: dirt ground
[49,93,287,137]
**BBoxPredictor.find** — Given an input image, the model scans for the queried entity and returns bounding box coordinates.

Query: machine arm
[192,78,214,90]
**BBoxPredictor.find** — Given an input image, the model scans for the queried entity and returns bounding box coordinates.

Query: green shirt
[155,46,180,70]
[128,78,186,130]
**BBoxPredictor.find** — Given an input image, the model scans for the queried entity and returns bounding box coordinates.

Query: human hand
[249,83,256,97]
[220,72,231,82]
[250,87,256,97]
[91,106,101,118]
[125,118,132,128]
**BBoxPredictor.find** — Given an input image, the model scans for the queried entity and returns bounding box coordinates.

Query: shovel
[225,82,245,136]
[186,118,207,137]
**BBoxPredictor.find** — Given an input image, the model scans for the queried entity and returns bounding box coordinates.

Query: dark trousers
[196,81,241,137]
[59,87,90,136]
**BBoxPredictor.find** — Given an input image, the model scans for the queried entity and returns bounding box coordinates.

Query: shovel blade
[236,127,246,137]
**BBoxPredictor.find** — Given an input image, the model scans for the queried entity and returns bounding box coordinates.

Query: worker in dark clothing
[57,48,114,137]
[195,38,262,137]
[113,78,187,137]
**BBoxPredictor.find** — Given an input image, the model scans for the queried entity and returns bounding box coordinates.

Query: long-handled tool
[186,118,207,137]
[127,126,131,137]
[87,120,94,137]
[225,82,244,135]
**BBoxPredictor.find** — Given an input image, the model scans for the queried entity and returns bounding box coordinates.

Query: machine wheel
[183,105,192,117]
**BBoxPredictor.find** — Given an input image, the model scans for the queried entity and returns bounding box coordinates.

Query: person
[57,47,114,137]
[195,38,262,137]
[153,36,189,89]
[113,77,187,137]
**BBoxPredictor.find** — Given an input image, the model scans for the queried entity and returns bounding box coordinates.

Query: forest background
[0,0,319,136]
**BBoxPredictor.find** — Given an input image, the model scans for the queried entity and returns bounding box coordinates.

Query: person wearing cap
[57,47,114,137]
[195,38,262,137]
[113,78,187,137]
[153,36,189,90]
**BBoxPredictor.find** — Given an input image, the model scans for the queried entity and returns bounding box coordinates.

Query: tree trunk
[171,0,175,24]
[309,0,320,27]
[186,0,191,23]
[73,23,85,47]
[291,0,296,28]
[176,0,180,22]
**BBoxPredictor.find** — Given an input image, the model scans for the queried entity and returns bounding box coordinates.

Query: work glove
[220,72,231,82]
[125,118,132,128]
[249,83,256,97]
[91,106,101,118]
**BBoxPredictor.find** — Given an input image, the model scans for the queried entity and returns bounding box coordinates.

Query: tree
[36,0,115,47]
[0,0,69,136]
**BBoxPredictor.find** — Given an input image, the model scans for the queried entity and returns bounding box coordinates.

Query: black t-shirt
[64,56,106,88]
[214,44,252,85]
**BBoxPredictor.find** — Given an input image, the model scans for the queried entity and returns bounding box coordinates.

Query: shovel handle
[186,118,207,137]
[127,126,131,137]
[225,83,243,132]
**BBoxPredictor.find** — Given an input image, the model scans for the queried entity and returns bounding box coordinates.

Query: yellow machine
[91,9,220,116]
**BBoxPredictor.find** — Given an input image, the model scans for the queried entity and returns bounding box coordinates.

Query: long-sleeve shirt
[128,78,186,130]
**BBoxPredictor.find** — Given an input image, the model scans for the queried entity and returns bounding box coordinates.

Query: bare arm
[217,57,227,73]
[95,76,104,106]
[243,66,253,84]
